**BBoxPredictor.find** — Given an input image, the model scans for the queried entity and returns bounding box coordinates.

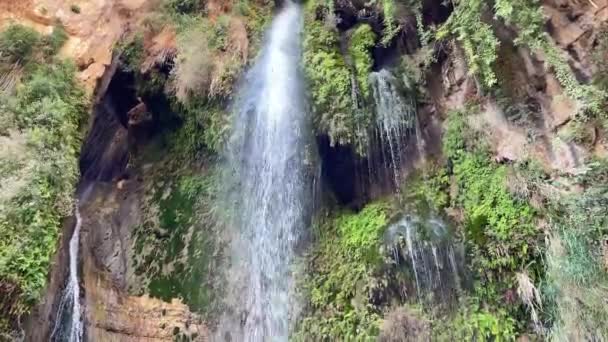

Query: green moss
[303,11,374,154]
[41,25,68,57]
[294,201,391,340]
[132,167,224,321]
[379,0,400,46]
[442,109,541,330]
[348,24,376,99]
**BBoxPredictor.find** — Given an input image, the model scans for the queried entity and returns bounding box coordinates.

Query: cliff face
[0,0,153,91]
[3,0,608,340]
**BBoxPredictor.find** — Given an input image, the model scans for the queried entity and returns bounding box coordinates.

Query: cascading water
[369,69,417,188]
[51,203,83,342]
[384,215,463,304]
[219,1,309,341]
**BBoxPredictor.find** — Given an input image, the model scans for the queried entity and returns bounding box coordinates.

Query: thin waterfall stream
[219,1,310,341]
[51,203,83,342]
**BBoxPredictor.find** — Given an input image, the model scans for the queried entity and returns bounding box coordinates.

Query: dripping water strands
[384,215,463,306]
[368,69,417,190]
[218,1,310,341]
[51,202,83,342]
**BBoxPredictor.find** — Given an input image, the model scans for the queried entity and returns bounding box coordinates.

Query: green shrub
[348,24,376,99]
[0,60,86,323]
[294,202,390,340]
[42,25,69,57]
[171,98,230,157]
[442,109,541,323]
[434,302,517,341]
[379,0,400,46]
[303,18,367,153]
[545,159,608,340]
[437,0,499,88]
[70,4,81,14]
[0,24,41,64]
[165,0,200,15]
[118,34,145,72]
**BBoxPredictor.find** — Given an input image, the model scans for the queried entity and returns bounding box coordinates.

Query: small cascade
[369,69,417,188]
[51,204,83,342]
[384,215,462,304]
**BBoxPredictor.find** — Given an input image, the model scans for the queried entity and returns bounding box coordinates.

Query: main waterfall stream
[219,1,309,341]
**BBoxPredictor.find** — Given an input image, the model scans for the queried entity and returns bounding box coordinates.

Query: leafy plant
[0,60,86,326]
[437,0,499,88]
[42,25,69,57]
[0,24,41,64]
[441,109,542,330]
[294,202,391,340]
[303,10,372,154]
[348,24,376,99]
[544,159,608,340]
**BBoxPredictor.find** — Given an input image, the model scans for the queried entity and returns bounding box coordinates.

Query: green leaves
[0,60,86,321]
[295,202,390,340]
[0,24,41,64]
[349,24,376,100]
[438,0,499,88]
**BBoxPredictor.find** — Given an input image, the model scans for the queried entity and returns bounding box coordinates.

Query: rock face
[80,183,207,341]
[0,0,154,92]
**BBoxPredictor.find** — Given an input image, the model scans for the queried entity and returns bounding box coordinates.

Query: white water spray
[369,69,416,188]
[51,204,83,342]
[219,2,309,341]
[385,215,462,303]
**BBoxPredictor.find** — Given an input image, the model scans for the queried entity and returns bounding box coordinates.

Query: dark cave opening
[317,135,367,207]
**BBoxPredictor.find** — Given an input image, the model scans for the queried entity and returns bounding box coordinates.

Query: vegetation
[544,159,608,340]
[303,1,380,155]
[443,109,541,326]
[0,25,42,65]
[0,23,85,328]
[436,0,499,88]
[303,17,359,149]
[348,24,376,100]
[131,161,226,322]
[294,202,391,340]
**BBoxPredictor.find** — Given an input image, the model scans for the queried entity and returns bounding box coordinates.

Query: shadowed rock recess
[1,0,608,341]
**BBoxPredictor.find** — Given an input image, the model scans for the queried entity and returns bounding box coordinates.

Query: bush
[0,25,41,64]
[42,25,69,57]
[442,109,542,329]
[170,20,213,103]
[165,0,200,15]
[348,24,376,99]
[294,202,390,340]
[379,307,429,342]
[303,17,366,152]
[437,0,499,88]
[0,60,86,325]
[545,159,608,340]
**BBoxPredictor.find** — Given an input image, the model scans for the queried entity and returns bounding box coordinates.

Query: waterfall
[384,215,462,304]
[219,1,309,341]
[51,203,83,342]
[369,69,417,188]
